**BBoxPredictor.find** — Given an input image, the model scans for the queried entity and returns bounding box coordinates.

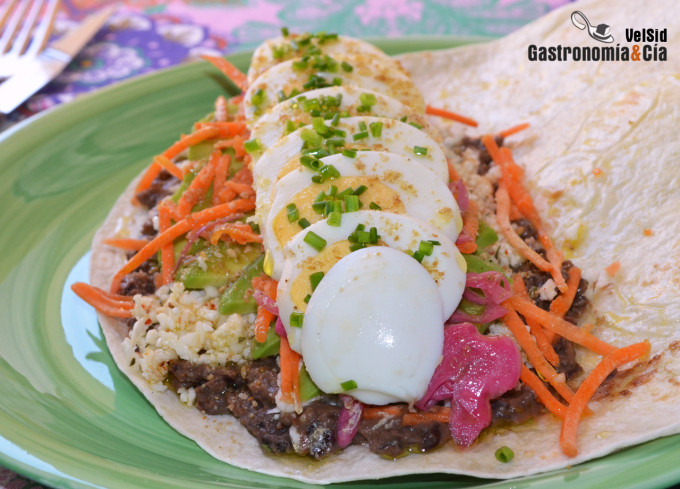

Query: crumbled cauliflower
[122,282,255,392]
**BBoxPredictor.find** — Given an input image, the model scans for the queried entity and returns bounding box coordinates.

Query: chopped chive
[356,105,371,113]
[304,231,327,251]
[290,312,305,328]
[400,115,408,122]
[413,146,428,156]
[359,92,377,106]
[349,243,365,252]
[298,217,311,229]
[409,121,423,129]
[340,379,358,391]
[418,240,434,256]
[281,26,289,37]
[300,154,322,171]
[300,128,323,147]
[318,164,341,181]
[353,131,369,141]
[358,121,367,131]
[330,200,342,213]
[243,139,262,154]
[353,185,368,196]
[342,148,357,158]
[412,250,425,263]
[332,77,342,86]
[285,119,297,134]
[495,446,514,463]
[312,201,326,214]
[369,226,379,243]
[369,121,383,137]
[336,187,353,199]
[369,201,382,210]
[286,203,299,222]
[356,230,371,243]
[328,185,338,197]
[330,112,341,126]
[292,59,308,70]
[429,239,441,246]
[327,211,342,227]
[251,88,266,107]
[333,128,347,137]
[344,194,360,212]
[310,271,325,291]
[341,61,353,72]
[314,190,327,202]
[304,294,311,303]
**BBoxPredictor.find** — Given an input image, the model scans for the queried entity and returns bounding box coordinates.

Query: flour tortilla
[90,0,680,482]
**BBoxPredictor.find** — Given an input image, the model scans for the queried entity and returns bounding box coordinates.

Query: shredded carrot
[102,238,150,251]
[279,336,301,411]
[605,261,621,276]
[214,134,247,157]
[498,122,530,139]
[361,405,405,419]
[456,200,479,254]
[503,310,575,403]
[153,155,183,181]
[425,105,478,127]
[643,229,653,237]
[176,152,219,218]
[71,282,134,318]
[212,154,231,206]
[447,159,461,182]
[495,185,558,276]
[550,267,581,319]
[544,266,582,345]
[512,274,560,366]
[158,203,175,286]
[506,296,617,357]
[201,55,248,92]
[483,136,567,292]
[134,127,220,195]
[193,121,248,139]
[403,406,450,426]
[560,341,651,457]
[210,223,262,245]
[520,365,567,419]
[496,146,567,292]
[230,166,253,185]
[224,180,256,197]
[592,167,603,176]
[109,199,255,293]
[254,308,275,343]
[252,275,278,301]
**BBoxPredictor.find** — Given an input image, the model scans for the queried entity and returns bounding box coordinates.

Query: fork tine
[0,0,20,32]
[9,0,45,56]
[26,0,59,57]
[0,0,30,54]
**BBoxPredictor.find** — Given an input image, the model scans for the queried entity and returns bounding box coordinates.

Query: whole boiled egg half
[276,210,466,405]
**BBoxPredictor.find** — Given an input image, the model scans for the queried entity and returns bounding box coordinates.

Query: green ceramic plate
[1,37,679,489]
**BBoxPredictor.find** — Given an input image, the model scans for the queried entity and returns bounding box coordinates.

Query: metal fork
[0,0,60,79]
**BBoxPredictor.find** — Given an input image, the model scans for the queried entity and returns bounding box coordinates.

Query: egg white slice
[301,246,445,405]
[243,53,425,126]
[277,210,466,353]
[253,116,449,227]
[264,151,462,280]
[247,34,396,85]
[250,86,441,157]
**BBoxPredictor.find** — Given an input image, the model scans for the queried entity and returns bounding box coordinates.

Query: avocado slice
[219,254,264,315]
[176,241,262,290]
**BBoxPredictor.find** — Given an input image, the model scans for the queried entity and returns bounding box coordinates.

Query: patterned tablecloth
[0,0,569,487]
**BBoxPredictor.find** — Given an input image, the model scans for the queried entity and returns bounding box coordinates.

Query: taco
[75,0,680,483]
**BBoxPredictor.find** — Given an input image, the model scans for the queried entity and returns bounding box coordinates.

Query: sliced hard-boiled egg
[243,53,425,125]
[277,210,467,353]
[264,151,462,279]
[252,116,449,227]
[300,246,445,405]
[247,34,396,85]
[249,86,440,157]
